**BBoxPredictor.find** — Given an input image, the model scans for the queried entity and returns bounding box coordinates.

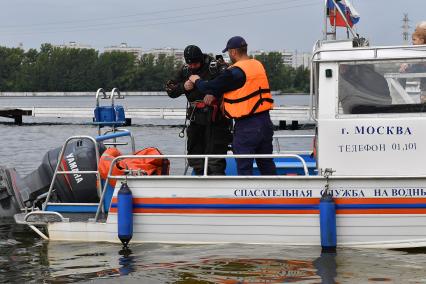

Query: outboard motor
[0,139,105,217]
[0,167,25,217]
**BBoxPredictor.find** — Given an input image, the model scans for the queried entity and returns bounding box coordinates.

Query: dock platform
[0,108,32,125]
[1,106,312,128]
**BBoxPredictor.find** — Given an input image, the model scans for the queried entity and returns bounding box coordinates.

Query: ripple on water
[0,116,425,283]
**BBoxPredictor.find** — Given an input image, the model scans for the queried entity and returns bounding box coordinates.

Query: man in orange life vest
[188,36,277,175]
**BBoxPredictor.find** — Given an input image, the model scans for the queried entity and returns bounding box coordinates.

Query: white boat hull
[45,176,426,248]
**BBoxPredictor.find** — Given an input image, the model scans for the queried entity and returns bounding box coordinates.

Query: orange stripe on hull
[337,208,426,214]
[109,208,426,215]
[111,197,320,204]
[111,197,426,205]
[335,198,426,204]
[109,208,319,214]
[109,197,426,214]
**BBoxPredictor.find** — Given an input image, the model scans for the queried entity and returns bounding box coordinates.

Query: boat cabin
[313,40,426,176]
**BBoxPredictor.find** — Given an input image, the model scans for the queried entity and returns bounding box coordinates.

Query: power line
[1,0,306,33]
[0,0,300,31]
[0,0,319,36]
[0,0,252,29]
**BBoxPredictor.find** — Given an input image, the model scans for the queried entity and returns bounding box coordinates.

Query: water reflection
[0,101,413,283]
[314,252,337,284]
[43,243,332,283]
[2,227,426,284]
[118,247,136,276]
[23,243,289,282]
[40,243,426,283]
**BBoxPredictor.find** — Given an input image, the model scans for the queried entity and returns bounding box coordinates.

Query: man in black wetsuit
[165,45,231,175]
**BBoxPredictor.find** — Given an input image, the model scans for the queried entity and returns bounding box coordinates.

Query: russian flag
[327,0,360,27]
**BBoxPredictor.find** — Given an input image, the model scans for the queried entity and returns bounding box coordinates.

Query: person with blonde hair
[409,25,426,102]
[400,28,426,72]
[415,21,426,33]
[412,28,426,45]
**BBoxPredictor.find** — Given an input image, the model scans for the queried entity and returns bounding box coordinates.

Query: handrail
[95,88,108,107]
[24,211,67,222]
[100,128,136,153]
[96,130,131,142]
[309,61,319,122]
[311,46,426,63]
[42,136,102,211]
[313,44,426,58]
[110,88,124,106]
[384,72,426,79]
[309,45,426,74]
[273,134,315,138]
[94,153,311,221]
[94,87,124,111]
[309,63,316,122]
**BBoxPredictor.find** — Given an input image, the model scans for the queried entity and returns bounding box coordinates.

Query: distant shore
[0,91,308,97]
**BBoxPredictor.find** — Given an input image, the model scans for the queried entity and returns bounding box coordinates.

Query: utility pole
[402,13,410,45]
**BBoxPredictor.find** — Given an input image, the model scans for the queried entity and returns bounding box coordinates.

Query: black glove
[165,80,177,93]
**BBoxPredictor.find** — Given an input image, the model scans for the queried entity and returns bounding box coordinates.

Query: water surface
[0,96,425,283]
[2,218,426,283]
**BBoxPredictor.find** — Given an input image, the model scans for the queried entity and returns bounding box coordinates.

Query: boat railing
[94,153,311,221]
[100,128,136,153]
[42,131,134,212]
[24,211,68,223]
[94,89,133,149]
[94,87,126,136]
[273,134,315,154]
[312,44,426,63]
[95,87,124,107]
[110,88,124,105]
[42,135,102,211]
[309,44,426,121]
[384,72,426,104]
[95,88,108,104]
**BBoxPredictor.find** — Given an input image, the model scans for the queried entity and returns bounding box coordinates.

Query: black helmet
[184,45,203,64]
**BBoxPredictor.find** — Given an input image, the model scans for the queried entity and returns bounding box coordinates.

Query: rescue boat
[2,6,426,249]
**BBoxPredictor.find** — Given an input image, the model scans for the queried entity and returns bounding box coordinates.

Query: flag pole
[331,0,357,38]
[323,0,328,40]
[324,0,336,40]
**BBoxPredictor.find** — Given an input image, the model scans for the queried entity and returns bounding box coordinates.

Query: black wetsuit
[166,54,232,175]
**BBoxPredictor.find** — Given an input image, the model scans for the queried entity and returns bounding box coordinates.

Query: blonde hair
[416,21,426,28]
[413,29,426,43]
[415,21,426,33]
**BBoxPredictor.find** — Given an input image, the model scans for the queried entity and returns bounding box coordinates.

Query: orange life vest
[98,148,124,187]
[222,59,274,119]
[312,135,317,159]
[98,147,170,187]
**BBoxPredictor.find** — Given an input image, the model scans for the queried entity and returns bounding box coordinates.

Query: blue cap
[222,36,247,53]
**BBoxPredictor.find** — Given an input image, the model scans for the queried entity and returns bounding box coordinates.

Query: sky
[0,0,425,53]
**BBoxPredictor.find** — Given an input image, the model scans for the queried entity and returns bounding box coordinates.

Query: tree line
[0,44,309,93]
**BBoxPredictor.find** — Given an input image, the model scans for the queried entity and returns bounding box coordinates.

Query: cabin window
[338,61,426,114]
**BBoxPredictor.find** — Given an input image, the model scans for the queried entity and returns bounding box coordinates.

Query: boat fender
[319,193,337,253]
[117,181,133,248]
